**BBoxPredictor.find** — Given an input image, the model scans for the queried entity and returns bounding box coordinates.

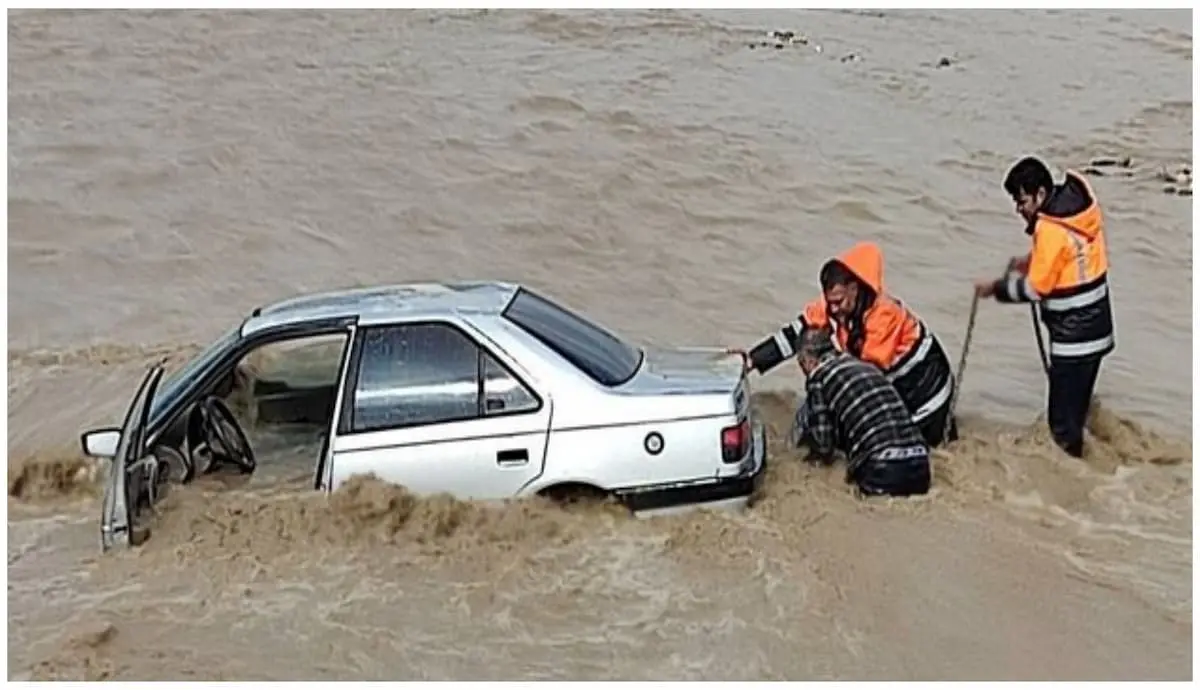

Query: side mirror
[81,428,122,459]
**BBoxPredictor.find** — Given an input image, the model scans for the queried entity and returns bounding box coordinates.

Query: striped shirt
[803,350,928,473]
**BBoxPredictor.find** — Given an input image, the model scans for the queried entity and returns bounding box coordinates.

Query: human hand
[1006,254,1030,274]
[725,347,753,373]
[973,278,997,299]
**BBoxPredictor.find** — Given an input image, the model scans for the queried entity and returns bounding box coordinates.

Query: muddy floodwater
[7,9,1193,681]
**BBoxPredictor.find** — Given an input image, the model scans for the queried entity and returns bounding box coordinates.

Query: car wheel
[538,483,611,507]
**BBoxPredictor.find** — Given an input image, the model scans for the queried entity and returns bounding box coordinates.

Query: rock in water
[1088,155,1133,168]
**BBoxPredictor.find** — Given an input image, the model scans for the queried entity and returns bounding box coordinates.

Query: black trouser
[850,446,931,498]
[1047,355,1103,458]
[916,399,958,449]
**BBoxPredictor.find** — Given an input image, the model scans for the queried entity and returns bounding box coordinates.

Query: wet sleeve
[746,297,826,375]
[746,317,805,374]
[804,381,836,458]
[994,226,1067,304]
[993,270,1037,304]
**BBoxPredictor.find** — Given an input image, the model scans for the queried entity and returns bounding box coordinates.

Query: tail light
[721,418,751,464]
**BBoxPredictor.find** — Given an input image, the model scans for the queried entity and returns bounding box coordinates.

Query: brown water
[7,9,1193,681]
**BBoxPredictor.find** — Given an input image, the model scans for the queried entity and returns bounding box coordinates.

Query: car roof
[241,281,521,337]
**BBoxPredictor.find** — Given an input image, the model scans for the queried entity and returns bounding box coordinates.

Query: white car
[81,282,767,551]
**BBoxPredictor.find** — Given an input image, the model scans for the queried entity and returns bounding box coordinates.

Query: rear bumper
[619,421,768,513]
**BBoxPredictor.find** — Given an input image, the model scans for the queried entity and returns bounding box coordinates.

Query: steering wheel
[196,396,257,474]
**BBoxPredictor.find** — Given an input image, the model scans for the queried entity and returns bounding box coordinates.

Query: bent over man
[792,326,932,498]
[741,241,957,447]
[974,156,1116,458]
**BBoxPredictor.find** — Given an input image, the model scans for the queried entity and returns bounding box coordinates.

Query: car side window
[352,323,481,432]
[349,323,541,433]
[482,353,539,416]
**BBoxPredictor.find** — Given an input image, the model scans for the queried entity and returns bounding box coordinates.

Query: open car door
[99,364,165,552]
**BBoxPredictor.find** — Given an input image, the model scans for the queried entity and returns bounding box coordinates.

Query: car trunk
[621,346,749,417]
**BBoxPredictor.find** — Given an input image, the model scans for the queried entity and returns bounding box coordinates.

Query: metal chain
[944,293,979,443]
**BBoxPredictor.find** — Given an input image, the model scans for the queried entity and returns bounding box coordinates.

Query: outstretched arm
[740,300,827,375]
[744,318,805,374]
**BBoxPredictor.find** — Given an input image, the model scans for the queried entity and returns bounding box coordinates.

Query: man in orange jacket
[738,241,958,448]
[974,156,1116,458]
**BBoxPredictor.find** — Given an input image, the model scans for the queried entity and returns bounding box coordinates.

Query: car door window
[482,353,539,416]
[227,333,349,425]
[223,332,350,471]
[352,323,481,432]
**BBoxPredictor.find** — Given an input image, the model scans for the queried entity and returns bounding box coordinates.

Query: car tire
[538,483,611,506]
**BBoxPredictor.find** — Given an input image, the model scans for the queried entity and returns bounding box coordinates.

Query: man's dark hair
[1003,156,1054,199]
[819,260,858,291]
[796,326,836,361]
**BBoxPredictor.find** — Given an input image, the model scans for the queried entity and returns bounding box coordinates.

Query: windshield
[149,325,242,421]
[502,288,643,387]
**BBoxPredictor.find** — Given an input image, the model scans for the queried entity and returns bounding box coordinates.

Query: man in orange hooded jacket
[738,241,958,448]
[974,157,1115,458]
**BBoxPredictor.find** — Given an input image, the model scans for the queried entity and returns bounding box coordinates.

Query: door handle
[496,449,529,466]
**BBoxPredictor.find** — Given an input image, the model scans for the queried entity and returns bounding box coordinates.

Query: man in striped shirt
[792,325,932,498]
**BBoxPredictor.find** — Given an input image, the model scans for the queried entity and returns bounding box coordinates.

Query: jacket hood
[1036,170,1102,239]
[823,241,885,295]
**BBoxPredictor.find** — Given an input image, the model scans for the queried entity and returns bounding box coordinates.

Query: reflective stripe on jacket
[995,170,1115,360]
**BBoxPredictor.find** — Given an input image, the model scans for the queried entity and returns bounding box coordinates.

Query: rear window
[502,289,643,387]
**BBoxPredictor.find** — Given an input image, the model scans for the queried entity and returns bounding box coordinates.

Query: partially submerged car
[82,282,767,551]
